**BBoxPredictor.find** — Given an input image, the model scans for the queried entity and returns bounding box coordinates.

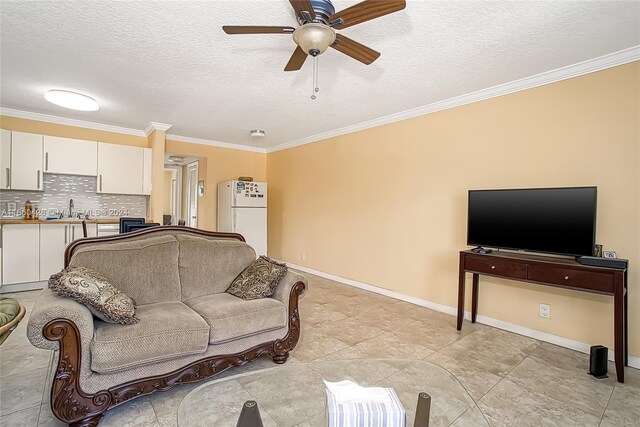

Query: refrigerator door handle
[232,209,236,230]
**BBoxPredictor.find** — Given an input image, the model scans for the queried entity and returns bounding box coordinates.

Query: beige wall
[165,140,266,230]
[267,62,640,358]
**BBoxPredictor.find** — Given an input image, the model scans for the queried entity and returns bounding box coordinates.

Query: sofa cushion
[69,235,181,305]
[177,235,256,301]
[184,293,287,344]
[226,256,288,300]
[90,301,209,373]
[48,268,138,325]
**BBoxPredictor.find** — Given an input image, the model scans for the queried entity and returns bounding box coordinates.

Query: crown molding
[165,134,266,153]
[3,46,638,153]
[144,121,173,136]
[266,45,640,153]
[0,108,146,137]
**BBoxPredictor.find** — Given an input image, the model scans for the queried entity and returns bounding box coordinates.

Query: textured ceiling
[1,1,639,148]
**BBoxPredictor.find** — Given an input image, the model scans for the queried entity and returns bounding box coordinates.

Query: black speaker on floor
[589,345,608,379]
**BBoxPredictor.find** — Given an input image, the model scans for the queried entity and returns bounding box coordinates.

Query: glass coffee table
[177,359,477,427]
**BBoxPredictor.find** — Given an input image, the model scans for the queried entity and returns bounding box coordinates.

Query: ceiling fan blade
[289,0,316,21]
[331,34,380,65]
[222,26,295,35]
[329,0,406,29]
[284,46,308,71]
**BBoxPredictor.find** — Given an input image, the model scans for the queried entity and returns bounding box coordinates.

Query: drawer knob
[564,275,569,280]
[491,265,496,269]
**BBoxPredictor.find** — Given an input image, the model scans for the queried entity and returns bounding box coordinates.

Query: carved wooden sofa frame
[42,226,305,427]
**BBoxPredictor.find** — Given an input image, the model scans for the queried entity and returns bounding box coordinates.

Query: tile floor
[0,272,638,426]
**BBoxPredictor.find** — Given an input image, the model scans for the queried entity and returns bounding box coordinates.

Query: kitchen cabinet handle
[564,275,569,280]
[72,226,75,241]
[64,225,68,244]
[99,174,102,191]
[45,152,49,171]
[37,170,41,189]
[5,168,9,188]
[491,265,496,269]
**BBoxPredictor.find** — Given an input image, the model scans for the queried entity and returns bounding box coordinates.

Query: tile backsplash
[0,174,149,218]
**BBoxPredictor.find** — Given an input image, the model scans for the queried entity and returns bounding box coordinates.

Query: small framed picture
[594,244,603,257]
[603,251,617,259]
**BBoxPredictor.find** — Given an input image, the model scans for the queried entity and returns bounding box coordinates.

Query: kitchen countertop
[0,218,148,225]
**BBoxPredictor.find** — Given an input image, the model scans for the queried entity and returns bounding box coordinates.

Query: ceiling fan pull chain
[311,56,319,100]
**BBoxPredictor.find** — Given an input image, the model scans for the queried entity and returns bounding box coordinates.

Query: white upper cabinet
[142,147,152,195]
[11,132,43,191]
[44,136,97,176]
[97,142,144,195]
[0,129,10,189]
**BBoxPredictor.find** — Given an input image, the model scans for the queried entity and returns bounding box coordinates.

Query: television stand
[457,250,628,382]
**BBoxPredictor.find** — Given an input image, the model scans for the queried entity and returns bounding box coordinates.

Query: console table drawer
[528,265,614,293]
[465,257,527,279]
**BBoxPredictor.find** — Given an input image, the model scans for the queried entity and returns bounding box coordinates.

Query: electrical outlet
[539,303,551,319]
[300,252,306,261]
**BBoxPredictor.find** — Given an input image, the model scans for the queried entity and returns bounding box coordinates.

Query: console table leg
[457,253,465,331]
[624,280,628,366]
[614,273,625,383]
[471,274,479,323]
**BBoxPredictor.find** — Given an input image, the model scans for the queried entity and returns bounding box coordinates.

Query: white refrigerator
[217,180,267,256]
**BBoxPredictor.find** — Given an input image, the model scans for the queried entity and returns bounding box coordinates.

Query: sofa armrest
[272,270,307,305]
[27,288,94,352]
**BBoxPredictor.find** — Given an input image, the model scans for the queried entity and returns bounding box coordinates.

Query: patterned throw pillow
[48,267,139,325]
[226,256,288,300]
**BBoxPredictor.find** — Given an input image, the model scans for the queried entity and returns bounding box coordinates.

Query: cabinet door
[2,224,40,285]
[44,136,97,176]
[0,130,10,190]
[69,223,97,242]
[39,224,67,281]
[142,147,152,195]
[97,143,143,195]
[11,132,43,191]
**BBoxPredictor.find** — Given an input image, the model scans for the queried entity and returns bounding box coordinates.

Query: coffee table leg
[236,400,264,427]
[413,392,431,427]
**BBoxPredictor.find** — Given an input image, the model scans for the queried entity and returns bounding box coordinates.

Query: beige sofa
[27,227,306,427]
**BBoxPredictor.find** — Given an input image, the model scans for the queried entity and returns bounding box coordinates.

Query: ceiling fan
[222,0,406,71]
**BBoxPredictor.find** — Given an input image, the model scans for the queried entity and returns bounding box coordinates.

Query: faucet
[68,199,74,218]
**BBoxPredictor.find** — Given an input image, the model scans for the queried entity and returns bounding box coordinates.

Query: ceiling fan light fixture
[293,23,336,56]
[44,90,99,111]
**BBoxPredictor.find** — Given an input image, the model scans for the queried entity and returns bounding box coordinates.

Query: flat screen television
[467,187,597,257]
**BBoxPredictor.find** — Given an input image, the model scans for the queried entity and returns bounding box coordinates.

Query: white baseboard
[0,281,46,294]
[286,262,640,370]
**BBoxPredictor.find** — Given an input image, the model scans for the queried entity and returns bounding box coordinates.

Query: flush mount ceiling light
[167,155,186,164]
[250,129,266,138]
[44,90,99,111]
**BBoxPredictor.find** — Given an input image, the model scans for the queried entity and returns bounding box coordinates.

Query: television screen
[467,187,597,257]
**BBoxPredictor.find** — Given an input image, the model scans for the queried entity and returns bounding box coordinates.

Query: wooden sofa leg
[69,413,103,427]
[44,320,111,426]
[272,353,289,364]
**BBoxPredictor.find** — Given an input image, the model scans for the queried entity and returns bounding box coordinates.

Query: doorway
[163,165,182,225]
[186,161,198,228]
